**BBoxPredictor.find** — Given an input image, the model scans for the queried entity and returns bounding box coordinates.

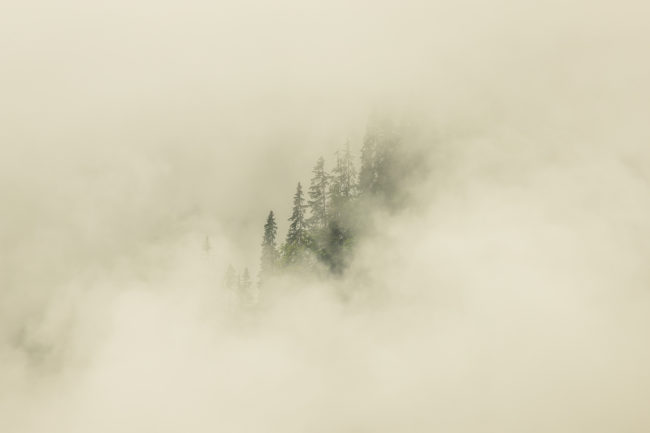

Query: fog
[2,0,650,431]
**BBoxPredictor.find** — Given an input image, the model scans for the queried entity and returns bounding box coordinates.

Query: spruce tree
[358,116,402,207]
[375,122,400,202]
[283,182,309,265]
[259,210,278,285]
[341,142,357,199]
[329,143,357,220]
[307,157,329,230]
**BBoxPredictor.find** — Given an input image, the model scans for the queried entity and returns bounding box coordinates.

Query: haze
[1,0,649,432]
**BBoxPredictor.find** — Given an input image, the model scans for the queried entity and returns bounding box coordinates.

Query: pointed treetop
[307,156,330,230]
[259,210,279,285]
[284,182,310,265]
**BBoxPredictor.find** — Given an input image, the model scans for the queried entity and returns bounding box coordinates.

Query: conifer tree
[358,117,402,206]
[329,142,357,220]
[283,182,309,265]
[259,210,278,284]
[224,265,237,289]
[322,143,358,274]
[340,141,357,199]
[307,157,329,230]
[359,130,378,195]
[203,235,211,255]
[375,124,400,201]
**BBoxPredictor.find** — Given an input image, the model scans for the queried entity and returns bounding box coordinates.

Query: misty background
[2,0,650,431]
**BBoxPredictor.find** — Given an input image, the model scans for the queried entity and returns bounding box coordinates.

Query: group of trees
[224,116,418,300]
[261,118,409,282]
[258,141,358,282]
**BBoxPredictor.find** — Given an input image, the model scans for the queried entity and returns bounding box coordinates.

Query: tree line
[224,116,417,302]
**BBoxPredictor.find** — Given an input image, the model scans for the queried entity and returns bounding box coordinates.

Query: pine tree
[358,116,402,206]
[375,122,400,201]
[259,210,278,285]
[307,157,329,230]
[329,142,357,220]
[322,142,358,274]
[340,141,357,199]
[283,182,309,265]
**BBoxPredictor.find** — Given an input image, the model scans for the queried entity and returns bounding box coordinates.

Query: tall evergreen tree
[321,143,358,274]
[358,116,402,207]
[375,124,400,202]
[340,141,357,199]
[283,182,309,265]
[307,157,329,230]
[259,210,278,284]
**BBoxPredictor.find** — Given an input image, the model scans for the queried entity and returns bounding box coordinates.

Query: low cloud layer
[2,0,650,431]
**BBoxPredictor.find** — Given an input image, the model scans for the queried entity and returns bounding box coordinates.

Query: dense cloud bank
[2,0,650,431]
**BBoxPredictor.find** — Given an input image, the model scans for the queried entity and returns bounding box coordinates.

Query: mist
[2,0,650,431]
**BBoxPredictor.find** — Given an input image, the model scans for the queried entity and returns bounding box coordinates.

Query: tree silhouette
[259,210,279,285]
[307,157,329,230]
[283,182,310,266]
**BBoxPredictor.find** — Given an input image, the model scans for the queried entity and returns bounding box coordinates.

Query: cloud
[1,0,650,431]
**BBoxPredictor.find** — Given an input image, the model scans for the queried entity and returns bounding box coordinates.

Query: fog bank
[2,0,650,431]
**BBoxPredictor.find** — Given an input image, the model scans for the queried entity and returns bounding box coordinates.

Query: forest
[223,116,427,304]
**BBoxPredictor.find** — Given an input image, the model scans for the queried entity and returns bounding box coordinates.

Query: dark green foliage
[259,210,279,285]
[247,116,421,284]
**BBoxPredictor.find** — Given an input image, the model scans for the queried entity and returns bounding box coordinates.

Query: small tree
[240,268,252,289]
[317,143,358,274]
[283,182,309,265]
[359,131,377,195]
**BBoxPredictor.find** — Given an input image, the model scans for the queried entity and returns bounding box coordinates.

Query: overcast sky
[2,0,650,432]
